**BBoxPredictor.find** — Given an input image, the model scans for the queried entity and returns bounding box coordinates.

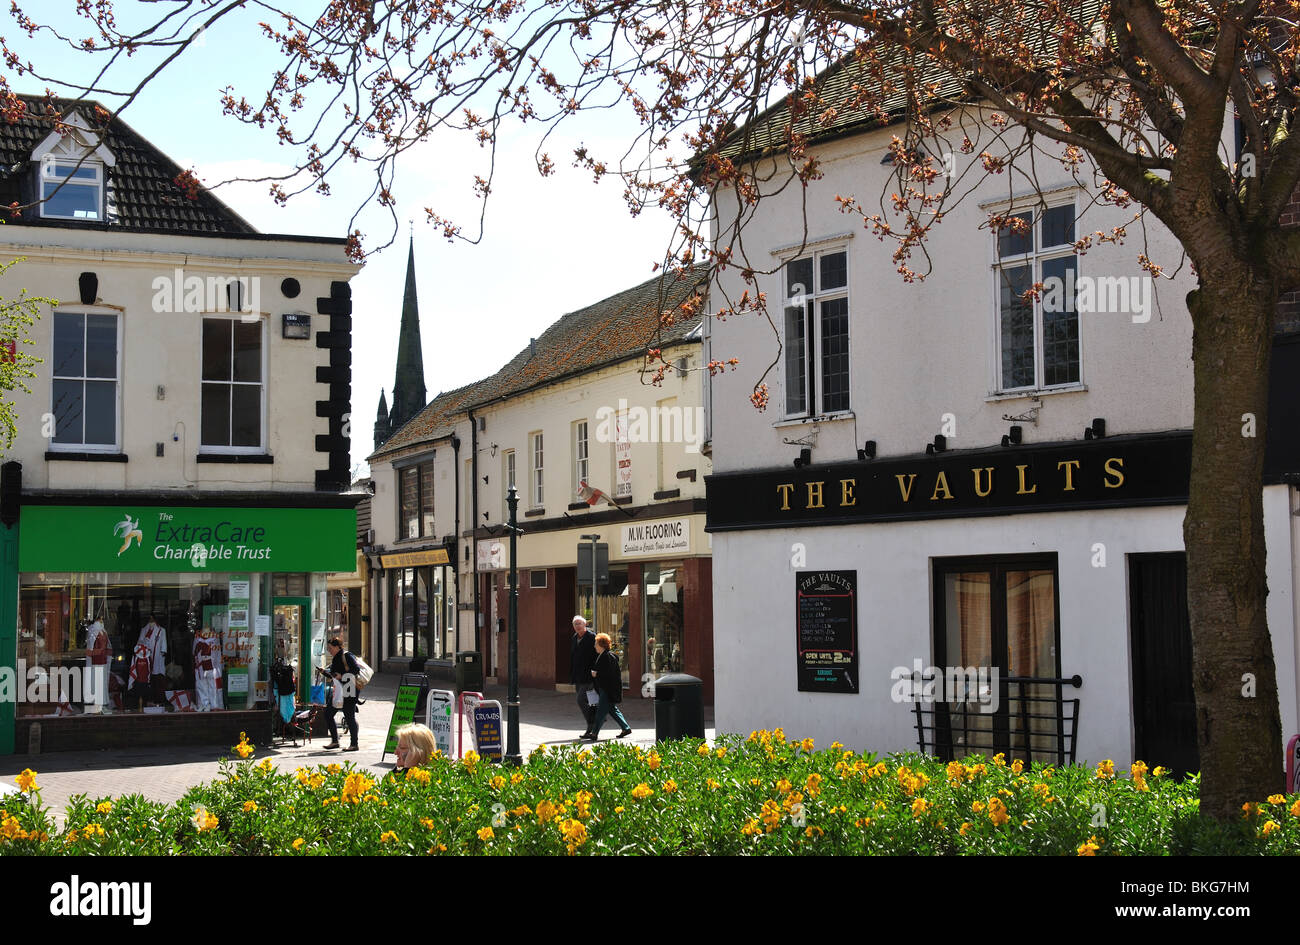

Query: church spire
[390,234,427,432]
[373,389,390,451]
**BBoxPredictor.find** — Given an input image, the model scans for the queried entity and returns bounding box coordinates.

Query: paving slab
[0,674,716,818]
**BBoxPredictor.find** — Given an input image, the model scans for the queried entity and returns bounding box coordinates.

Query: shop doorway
[273,597,312,703]
[1128,552,1199,776]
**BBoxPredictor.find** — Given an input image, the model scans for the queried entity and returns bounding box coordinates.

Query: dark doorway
[1129,552,1200,776]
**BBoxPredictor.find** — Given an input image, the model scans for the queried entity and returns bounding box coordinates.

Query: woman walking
[583,632,632,740]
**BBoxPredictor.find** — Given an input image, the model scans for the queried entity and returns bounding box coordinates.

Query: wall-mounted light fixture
[1084,418,1106,440]
[1001,425,1023,447]
[925,434,947,455]
[793,448,812,468]
[857,441,876,461]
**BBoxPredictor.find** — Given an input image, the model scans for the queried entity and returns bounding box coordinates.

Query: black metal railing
[910,673,1083,766]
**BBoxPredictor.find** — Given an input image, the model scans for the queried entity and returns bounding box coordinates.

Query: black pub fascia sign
[707,433,1192,530]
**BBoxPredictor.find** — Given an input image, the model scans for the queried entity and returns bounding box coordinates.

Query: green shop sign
[18,506,357,573]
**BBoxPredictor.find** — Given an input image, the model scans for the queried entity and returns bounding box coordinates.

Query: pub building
[703,64,1300,771]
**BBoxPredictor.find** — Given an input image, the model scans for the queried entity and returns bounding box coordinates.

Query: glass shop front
[13,503,357,720]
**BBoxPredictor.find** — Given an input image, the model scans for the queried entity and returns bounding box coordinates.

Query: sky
[3,3,680,474]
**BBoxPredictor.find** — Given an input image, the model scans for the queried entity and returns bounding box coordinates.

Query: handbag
[351,653,374,690]
[585,688,600,707]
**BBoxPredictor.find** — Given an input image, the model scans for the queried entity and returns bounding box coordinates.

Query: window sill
[524,508,545,518]
[773,412,855,429]
[196,453,274,464]
[653,488,681,501]
[45,451,126,462]
[568,502,591,511]
[985,385,1086,403]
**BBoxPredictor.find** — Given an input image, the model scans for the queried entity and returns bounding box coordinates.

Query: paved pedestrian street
[0,674,715,819]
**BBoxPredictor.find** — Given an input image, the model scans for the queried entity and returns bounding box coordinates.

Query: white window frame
[989,195,1085,395]
[530,431,544,507]
[573,419,589,493]
[779,242,853,420]
[49,306,122,453]
[40,158,105,221]
[199,315,267,454]
[503,449,516,510]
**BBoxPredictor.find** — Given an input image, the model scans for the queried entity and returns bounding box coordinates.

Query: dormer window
[41,159,103,220]
[29,109,115,223]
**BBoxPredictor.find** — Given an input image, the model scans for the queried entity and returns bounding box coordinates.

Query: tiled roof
[370,379,491,461]
[716,5,1100,165]
[0,94,256,234]
[717,52,966,165]
[371,267,705,460]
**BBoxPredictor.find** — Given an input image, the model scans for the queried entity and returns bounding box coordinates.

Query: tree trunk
[1185,275,1285,821]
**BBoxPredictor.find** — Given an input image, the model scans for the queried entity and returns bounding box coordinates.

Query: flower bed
[3,729,1298,855]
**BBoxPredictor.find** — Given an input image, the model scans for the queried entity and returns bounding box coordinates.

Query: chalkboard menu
[796,571,859,694]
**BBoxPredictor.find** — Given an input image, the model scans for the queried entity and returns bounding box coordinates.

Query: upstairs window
[784,248,851,417]
[573,419,589,493]
[41,160,103,221]
[398,461,436,539]
[994,203,1080,392]
[51,311,119,450]
[530,431,544,507]
[201,317,264,451]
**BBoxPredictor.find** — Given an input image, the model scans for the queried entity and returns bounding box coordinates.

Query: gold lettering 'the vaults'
[896,474,917,502]
[1103,457,1125,488]
[930,471,954,501]
[972,467,994,498]
[776,483,794,510]
[840,479,856,507]
[1057,460,1080,491]
[1016,464,1038,495]
[807,481,826,509]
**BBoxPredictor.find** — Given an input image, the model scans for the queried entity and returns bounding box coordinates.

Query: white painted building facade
[705,114,1300,770]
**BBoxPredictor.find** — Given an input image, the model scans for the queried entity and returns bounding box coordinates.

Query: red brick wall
[682,557,715,704]
[15,709,273,753]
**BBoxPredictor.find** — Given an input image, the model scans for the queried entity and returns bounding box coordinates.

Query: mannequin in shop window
[128,615,168,710]
[84,609,110,715]
[193,625,224,712]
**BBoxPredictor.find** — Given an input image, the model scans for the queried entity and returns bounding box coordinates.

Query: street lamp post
[581,533,601,637]
[505,486,522,766]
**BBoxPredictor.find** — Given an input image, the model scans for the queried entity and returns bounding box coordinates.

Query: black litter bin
[455,650,484,694]
[654,673,704,741]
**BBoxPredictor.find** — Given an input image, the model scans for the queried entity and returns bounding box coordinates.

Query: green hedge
[3,729,1297,855]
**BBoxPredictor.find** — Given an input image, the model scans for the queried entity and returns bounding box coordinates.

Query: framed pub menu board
[795,571,859,694]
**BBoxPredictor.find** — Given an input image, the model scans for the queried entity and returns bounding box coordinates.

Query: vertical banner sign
[383,681,423,758]
[795,571,859,694]
[615,409,632,498]
[426,689,456,757]
[473,700,504,762]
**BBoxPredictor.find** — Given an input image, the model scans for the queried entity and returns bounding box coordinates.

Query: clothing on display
[192,627,224,712]
[83,617,110,714]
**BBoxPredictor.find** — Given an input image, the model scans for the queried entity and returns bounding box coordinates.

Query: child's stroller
[272,658,320,747]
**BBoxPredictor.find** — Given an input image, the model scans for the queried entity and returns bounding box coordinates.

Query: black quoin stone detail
[78,272,97,304]
[1,460,21,526]
[315,280,353,492]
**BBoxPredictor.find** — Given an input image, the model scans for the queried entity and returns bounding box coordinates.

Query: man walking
[568,615,597,737]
